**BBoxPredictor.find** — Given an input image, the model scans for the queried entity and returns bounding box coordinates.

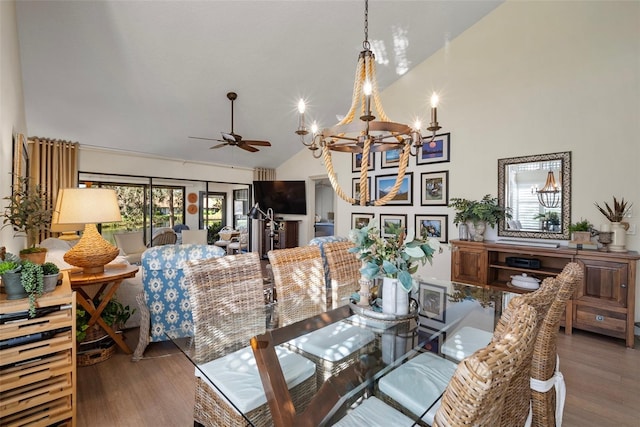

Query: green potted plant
[76,295,135,342]
[533,211,561,231]
[2,176,53,264]
[449,194,512,241]
[569,218,593,243]
[41,262,61,293]
[20,260,44,317]
[0,253,25,300]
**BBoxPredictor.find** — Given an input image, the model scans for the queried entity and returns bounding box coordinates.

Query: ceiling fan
[189,91,271,153]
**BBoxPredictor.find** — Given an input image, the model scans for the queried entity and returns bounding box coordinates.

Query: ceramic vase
[382,277,409,315]
[609,222,628,252]
[458,223,470,241]
[42,273,61,293]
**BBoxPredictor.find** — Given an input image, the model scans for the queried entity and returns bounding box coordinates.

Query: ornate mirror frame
[498,152,571,240]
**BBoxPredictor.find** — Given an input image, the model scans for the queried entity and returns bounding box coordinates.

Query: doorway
[312,177,335,237]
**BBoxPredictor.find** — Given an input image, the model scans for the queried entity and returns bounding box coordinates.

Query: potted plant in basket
[2,176,53,264]
[450,194,512,241]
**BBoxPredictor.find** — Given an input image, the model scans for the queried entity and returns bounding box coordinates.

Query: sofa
[39,238,143,328]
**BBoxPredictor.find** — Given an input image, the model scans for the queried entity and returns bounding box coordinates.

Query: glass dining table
[168,279,518,426]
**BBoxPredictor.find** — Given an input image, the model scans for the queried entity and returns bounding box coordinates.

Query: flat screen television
[253,180,307,215]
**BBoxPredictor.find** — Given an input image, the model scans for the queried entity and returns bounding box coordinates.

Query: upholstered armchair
[114,231,148,264]
[132,244,226,361]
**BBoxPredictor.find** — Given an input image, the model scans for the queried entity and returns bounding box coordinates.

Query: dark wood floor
[76,327,640,426]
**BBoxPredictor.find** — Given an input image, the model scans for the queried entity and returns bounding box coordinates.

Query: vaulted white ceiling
[16,0,501,170]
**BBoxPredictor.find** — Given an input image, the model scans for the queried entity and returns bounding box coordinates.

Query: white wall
[1,1,28,254]
[283,1,640,317]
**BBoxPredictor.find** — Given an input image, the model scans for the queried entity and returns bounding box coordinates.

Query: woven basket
[82,323,109,343]
[77,342,115,366]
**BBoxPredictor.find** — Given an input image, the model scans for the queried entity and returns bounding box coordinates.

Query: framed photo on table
[419,280,447,323]
[380,214,407,238]
[375,173,413,206]
[417,132,450,165]
[352,213,375,230]
[420,171,448,206]
[415,214,448,243]
[353,152,374,172]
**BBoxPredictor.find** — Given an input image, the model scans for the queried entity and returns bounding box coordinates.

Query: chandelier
[295,0,442,206]
[532,171,561,208]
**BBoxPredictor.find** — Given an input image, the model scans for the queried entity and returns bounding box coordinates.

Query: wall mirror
[497,152,571,240]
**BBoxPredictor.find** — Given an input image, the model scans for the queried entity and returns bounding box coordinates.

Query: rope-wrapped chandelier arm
[338,55,366,127]
[366,53,390,122]
[359,137,371,205]
[373,141,411,206]
[322,145,356,205]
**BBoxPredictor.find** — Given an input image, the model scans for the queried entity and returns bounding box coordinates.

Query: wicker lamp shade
[55,188,122,274]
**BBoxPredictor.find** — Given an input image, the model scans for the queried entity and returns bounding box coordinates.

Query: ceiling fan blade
[189,136,221,142]
[238,143,259,153]
[243,140,271,146]
[210,142,230,149]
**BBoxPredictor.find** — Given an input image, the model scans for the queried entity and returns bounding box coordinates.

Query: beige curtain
[28,137,79,241]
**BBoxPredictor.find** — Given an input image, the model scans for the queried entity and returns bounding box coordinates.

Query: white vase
[382,277,409,315]
[609,222,628,252]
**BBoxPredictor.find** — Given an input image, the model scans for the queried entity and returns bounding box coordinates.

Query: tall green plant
[449,194,511,228]
[2,176,52,248]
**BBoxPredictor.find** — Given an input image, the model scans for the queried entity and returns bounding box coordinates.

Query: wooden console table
[68,264,138,354]
[451,240,639,348]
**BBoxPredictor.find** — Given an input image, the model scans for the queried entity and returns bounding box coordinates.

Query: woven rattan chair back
[268,245,326,326]
[496,277,559,426]
[530,262,583,427]
[323,241,360,309]
[185,252,265,363]
[433,303,539,427]
[184,252,267,426]
[151,230,177,246]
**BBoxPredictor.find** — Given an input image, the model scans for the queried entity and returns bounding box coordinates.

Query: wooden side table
[68,264,139,354]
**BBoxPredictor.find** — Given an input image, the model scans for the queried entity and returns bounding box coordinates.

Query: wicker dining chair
[336,303,539,427]
[377,281,554,426]
[267,245,327,326]
[323,241,361,309]
[529,262,583,427]
[432,302,539,427]
[185,252,316,426]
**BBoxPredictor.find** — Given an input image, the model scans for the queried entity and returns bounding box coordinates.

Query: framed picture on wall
[353,152,374,172]
[419,280,447,323]
[420,170,448,206]
[380,214,407,238]
[351,213,375,230]
[352,177,371,202]
[375,173,413,205]
[381,148,402,169]
[417,133,450,165]
[415,214,448,243]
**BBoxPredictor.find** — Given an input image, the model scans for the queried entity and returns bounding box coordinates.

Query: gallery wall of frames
[351,133,451,243]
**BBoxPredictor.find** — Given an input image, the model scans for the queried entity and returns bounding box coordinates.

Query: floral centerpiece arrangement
[348,223,441,294]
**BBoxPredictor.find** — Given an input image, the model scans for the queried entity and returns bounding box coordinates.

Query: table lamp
[54,188,122,274]
[50,209,84,241]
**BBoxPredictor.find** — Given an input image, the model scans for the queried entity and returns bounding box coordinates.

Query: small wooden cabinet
[0,272,76,426]
[261,220,300,258]
[450,240,639,348]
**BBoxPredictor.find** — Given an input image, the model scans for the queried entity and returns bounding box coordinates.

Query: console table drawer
[574,305,626,339]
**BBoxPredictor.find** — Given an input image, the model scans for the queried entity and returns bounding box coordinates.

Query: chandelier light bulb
[363,80,373,96]
[297,99,306,114]
[413,120,422,131]
[311,122,319,135]
[430,93,439,108]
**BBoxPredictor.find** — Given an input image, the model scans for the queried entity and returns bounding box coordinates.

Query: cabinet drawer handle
[595,315,605,322]
[620,283,627,288]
